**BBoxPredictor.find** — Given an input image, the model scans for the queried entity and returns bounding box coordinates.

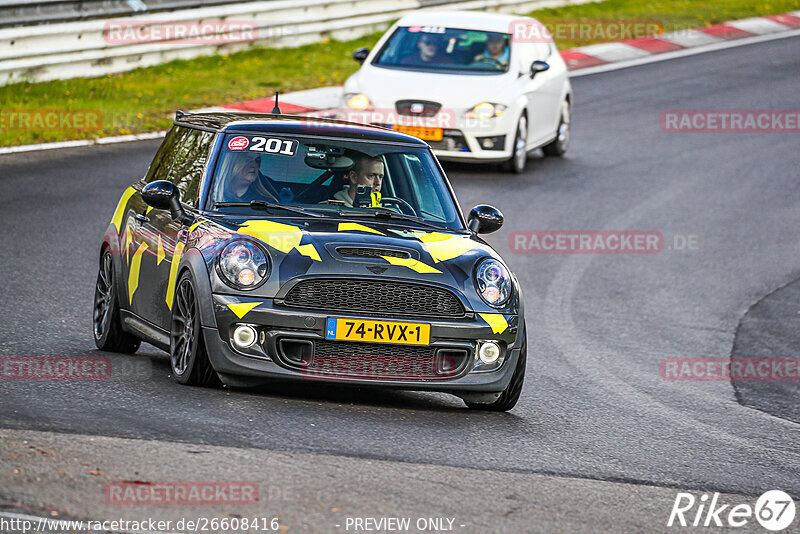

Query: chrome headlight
[475,258,512,307]
[466,102,507,120]
[345,93,371,110]
[218,240,270,290]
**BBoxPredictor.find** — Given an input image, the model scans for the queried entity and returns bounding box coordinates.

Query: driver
[472,33,509,68]
[399,33,452,65]
[330,154,384,208]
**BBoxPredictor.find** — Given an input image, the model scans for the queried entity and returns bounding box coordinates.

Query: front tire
[465,326,526,412]
[542,99,570,157]
[93,250,140,354]
[170,272,221,387]
[502,114,528,174]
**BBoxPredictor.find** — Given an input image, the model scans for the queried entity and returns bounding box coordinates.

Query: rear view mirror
[305,147,354,171]
[353,48,370,64]
[530,60,550,78]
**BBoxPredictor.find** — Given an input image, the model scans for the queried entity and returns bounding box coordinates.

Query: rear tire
[170,272,221,388]
[542,99,570,157]
[93,250,140,354]
[465,327,526,412]
[502,115,528,174]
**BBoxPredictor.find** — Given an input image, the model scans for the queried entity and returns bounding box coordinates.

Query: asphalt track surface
[1,35,799,530]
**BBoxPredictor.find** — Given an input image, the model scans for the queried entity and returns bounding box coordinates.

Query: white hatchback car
[342,10,572,173]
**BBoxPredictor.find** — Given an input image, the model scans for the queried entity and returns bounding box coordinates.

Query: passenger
[217,152,277,203]
[226,153,261,201]
[472,33,510,69]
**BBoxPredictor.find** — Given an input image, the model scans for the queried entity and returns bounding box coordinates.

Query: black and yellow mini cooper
[94,112,526,410]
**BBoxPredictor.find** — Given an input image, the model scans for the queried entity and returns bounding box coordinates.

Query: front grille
[336,246,410,259]
[395,99,441,117]
[277,339,469,380]
[281,278,465,318]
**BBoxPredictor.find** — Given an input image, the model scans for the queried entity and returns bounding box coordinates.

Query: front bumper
[204,294,523,393]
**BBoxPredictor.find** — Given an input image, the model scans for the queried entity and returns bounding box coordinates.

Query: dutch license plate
[325,318,430,345]
[391,125,443,141]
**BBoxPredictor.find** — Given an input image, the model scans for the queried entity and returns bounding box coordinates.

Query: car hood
[191,214,514,313]
[347,66,513,110]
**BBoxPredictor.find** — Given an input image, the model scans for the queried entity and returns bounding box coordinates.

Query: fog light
[232,324,257,349]
[478,341,501,364]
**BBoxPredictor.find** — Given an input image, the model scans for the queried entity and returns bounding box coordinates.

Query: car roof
[174,111,429,146]
[395,10,532,34]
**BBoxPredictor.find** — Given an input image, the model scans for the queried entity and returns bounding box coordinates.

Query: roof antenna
[271,92,282,115]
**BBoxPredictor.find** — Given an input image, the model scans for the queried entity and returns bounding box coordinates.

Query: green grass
[2,0,798,146]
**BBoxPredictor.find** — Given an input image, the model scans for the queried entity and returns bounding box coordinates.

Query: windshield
[207,133,463,229]
[373,26,511,73]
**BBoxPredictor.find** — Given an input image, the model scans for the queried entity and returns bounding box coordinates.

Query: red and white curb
[2,11,799,154]
[562,12,800,70]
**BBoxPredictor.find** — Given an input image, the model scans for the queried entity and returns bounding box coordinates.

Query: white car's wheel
[503,114,528,174]
[543,99,571,157]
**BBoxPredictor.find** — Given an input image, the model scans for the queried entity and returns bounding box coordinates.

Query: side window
[167,129,215,207]
[144,126,190,183]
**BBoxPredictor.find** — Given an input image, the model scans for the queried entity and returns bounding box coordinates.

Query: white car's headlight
[466,102,507,120]
[475,258,512,307]
[218,240,270,290]
[345,93,371,111]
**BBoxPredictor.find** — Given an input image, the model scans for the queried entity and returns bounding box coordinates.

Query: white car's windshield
[374,26,511,73]
[208,134,463,230]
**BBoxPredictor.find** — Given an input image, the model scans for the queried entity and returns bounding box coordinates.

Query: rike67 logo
[668,490,796,531]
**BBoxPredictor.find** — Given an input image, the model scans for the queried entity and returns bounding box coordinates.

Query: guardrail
[0,0,255,29]
[0,0,595,86]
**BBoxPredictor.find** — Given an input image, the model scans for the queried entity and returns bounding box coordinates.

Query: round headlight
[218,240,270,290]
[475,258,512,307]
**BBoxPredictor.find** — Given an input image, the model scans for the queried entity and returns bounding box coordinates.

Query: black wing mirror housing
[530,60,550,78]
[353,47,370,64]
[468,204,504,234]
[141,180,193,225]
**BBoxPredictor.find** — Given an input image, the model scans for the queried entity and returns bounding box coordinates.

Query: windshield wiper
[214,201,323,218]
[337,208,444,230]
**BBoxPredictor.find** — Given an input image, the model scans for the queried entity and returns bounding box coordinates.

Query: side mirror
[142,180,192,225]
[467,204,504,234]
[530,60,550,79]
[353,47,370,64]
